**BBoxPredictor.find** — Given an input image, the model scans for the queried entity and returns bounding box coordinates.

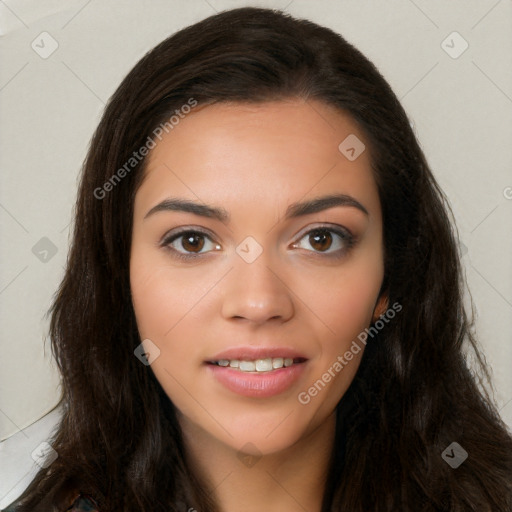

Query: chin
[178,398,327,458]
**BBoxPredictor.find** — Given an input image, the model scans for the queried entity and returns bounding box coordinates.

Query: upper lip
[207,346,308,362]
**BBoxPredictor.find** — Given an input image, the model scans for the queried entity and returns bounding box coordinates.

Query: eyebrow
[143,193,369,223]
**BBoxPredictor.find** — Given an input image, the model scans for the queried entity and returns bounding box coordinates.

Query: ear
[372,293,389,323]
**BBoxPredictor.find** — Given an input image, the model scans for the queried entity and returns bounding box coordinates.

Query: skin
[130,98,387,512]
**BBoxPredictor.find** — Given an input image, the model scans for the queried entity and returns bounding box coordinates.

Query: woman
[6,6,512,512]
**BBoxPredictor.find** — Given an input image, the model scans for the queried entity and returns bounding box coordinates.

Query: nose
[220,249,295,326]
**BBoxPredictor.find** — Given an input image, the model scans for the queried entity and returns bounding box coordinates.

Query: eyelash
[160,225,356,262]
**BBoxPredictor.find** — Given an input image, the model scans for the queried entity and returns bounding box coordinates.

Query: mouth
[206,357,307,373]
[204,348,309,398]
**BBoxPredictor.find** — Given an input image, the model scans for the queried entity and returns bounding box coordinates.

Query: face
[130,99,386,456]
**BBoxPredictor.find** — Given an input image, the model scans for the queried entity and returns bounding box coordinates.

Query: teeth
[255,358,273,371]
[272,357,284,369]
[239,361,256,371]
[214,357,300,372]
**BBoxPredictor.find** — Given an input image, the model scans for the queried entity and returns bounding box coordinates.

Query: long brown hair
[10,7,512,511]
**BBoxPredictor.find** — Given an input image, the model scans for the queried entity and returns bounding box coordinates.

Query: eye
[291,226,355,257]
[160,228,220,260]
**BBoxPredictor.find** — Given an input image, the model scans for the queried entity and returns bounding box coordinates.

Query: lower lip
[206,362,307,398]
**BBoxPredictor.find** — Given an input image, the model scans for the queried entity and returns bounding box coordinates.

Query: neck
[179,412,337,512]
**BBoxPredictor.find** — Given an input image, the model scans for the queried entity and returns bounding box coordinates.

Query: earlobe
[372,293,389,323]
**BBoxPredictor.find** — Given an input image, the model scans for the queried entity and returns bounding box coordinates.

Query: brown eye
[161,229,221,260]
[181,232,206,253]
[308,230,333,252]
[292,226,355,257]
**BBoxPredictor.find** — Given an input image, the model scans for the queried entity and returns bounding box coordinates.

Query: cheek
[300,253,384,344]
[130,266,174,340]
[129,250,218,385]
[130,251,208,340]
[130,261,202,409]
[293,249,384,402]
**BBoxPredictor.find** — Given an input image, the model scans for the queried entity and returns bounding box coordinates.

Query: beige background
[1,0,511,506]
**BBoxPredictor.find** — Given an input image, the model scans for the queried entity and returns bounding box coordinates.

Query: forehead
[135,99,379,221]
